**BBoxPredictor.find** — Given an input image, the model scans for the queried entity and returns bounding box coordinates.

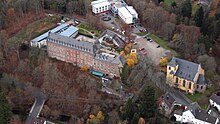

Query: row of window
[48,38,91,52]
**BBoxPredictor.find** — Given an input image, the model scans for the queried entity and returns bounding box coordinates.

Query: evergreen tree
[122,98,135,120]
[138,86,156,119]
[171,1,177,7]
[181,0,192,18]
[194,6,204,27]
[131,113,139,124]
[0,91,11,124]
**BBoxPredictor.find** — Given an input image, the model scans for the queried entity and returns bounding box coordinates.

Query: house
[174,102,219,124]
[47,32,125,77]
[158,92,187,117]
[91,0,111,14]
[98,30,125,48]
[31,24,78,48]
[209,92,220,112]
[30,117,46,124]
[166,57,210,94]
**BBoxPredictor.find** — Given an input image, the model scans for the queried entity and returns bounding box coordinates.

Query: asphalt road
[25,87,47,124]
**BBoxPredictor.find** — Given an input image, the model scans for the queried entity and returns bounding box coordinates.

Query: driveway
[134,36,168,65]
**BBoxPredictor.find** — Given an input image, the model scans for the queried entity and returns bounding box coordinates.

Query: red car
[139,48,145,51]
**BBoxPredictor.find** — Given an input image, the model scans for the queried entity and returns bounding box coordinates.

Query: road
[24,87,47,124]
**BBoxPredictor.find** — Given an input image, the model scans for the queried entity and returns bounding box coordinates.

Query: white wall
[92,2,110,14]
[118,9,133,24]
[210,99,220,112]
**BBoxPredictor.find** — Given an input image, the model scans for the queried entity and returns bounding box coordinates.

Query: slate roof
[94,52,125,65]
[162,92,176,108]
[47,33,95,55]
[194,109,217,123]
[168,57,200,82]
[197,74,206,85]
[162,92,188,108]
[99,30,125,48]
[210,93,220,105]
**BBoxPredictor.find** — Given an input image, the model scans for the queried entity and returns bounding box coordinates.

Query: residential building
[174,102,219,124]
[166,57,210,94]
[91,0,111,14]
[118,7,133,24]
[209,92,220,112]
[47,32,125,77]
[98,29,125,48]
[31,24,78,48]
[158,92,187,117]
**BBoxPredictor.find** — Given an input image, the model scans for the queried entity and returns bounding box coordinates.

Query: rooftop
[32,24,69,43]
[210,93,220,105]
[59,26,78,37]
[30,117,46,124]
[118,6,133,18]
[168,57,200,82]
[47,33,95,55]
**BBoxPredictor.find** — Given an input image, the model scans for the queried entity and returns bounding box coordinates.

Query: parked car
[147,38,151,41]
[157,45,160,48]
[139,48,145,51]
[133,42,137,45]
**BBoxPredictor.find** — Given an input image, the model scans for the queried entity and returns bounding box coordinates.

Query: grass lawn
[9,16,60,44]
[77,23,102,37]
[136,32,148,36]
[164,0,174,6]
[192,3,200,16]
[185,92,202,102]
[148,34,179,56]
[78,29,93,38]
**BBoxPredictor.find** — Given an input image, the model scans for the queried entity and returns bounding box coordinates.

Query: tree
[131,113,139,124]
[120,64,130,84]
[171,1,177,7]
[138,86,156,119]
[194,6,204,27]
[0,91,11,124]
[181,0,192,18]
[122,98,135,120]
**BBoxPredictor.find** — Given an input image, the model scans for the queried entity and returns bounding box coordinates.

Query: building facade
[91,0,111,14]
[166,57,210,94]
[47,32,125,77]
[209,93,220,112]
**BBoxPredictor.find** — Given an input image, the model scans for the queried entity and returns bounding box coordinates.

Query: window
[183,80,186,87]
[197,85,199,89]
[176,77,178,84]
[189,82,192,89]
[169,67,171,70]
[201,86,203,89]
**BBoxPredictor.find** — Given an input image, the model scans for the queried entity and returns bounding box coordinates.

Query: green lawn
[164,0,174,6]
[77,23,102,37]
[9,16,60,44]
[192,3,200,16]
[148,34,178,56]
[185,92,202,102]
[136,32,148,36]
[78,29,93,38]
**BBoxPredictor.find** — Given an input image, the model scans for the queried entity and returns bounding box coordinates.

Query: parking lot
[134,36,169,65]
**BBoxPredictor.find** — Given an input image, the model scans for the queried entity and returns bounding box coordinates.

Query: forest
[0,0,220,123]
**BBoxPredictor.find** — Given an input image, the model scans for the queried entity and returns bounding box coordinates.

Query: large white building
[91,0,138,24]
[118,7,133,24]
[91,0,111,14]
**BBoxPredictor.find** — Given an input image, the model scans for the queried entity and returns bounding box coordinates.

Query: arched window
[183,80,186,87]
[176,77,178,84]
